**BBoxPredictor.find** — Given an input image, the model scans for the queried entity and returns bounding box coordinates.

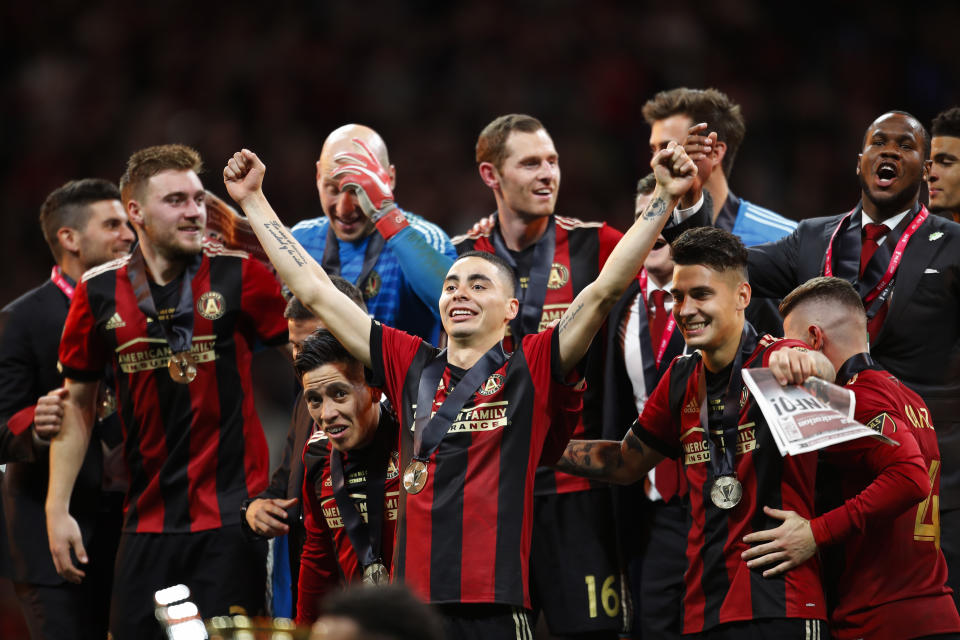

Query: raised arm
[224,150,373,367]
[45,377,97,583]
[555,430,665,485]
[555,141,696,374]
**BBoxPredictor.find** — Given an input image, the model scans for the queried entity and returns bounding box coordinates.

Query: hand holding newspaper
[741,368,897,456]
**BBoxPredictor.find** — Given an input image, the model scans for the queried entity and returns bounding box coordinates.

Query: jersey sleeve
[367,322,426,403]
[58,280,108,381]
[810,379,930,547]
[384,216,456,320]
[597,223,624,267]
[241,257,288,346]
[630,360,683,459]
[296,465,343,624]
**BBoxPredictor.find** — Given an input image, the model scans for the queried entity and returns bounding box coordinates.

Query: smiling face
[302,360,380,452]
[132,169,206,258]
[857,112,926,220]
[490,129,560,219]
[439,255,518,343]
[74,199,135,271]
[671,263,749,358]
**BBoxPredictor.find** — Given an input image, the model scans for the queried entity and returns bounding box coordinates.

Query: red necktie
[860,223,889,340]
[649,289,668,354]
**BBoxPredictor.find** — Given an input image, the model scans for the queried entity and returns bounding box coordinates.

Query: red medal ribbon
[50,266,75,301]
[639,269,676,369]
[823,205,928,305]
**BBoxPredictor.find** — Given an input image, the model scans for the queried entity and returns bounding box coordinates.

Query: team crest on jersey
[386,451,401,480]
[547,263,570,289]
[363,271,382,299]
[866,412,896,435]
[197,291,225,320]
[477,373,505,396]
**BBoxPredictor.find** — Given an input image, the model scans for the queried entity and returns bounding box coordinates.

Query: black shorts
[110,524,267,640]
[435,603,533,640]
[693,618,827,640]
[530,489,623,636]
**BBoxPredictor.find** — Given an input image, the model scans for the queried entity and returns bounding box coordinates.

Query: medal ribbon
[321,226,385,299]
[638,269,677,369]
[412,344,508,462]
[328,420,390,568]
[50,266,75,300]
[700,324,757,481]
[823,204,928,310]
[490,216,556,342]
[126,244,201,354]
[835,352,883,386]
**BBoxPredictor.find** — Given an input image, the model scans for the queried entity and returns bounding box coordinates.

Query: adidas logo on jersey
[683,398,700,414]
[105,313,126,330]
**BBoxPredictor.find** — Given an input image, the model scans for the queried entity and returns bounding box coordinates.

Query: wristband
[374,208,409,240]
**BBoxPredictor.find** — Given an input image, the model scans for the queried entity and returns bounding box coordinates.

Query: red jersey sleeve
[369,322,426,406]
[532,326,586,464]
[597,223,624,268]
[630,358,683,459]
[58,279,107,381]
[810,377,930,547]
[297,464,344,624]
[241,257,288,346]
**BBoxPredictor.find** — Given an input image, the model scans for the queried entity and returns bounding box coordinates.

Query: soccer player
[46,145,289,639]
[454,113,634,638]
[291,124,457,342]
[295,329,401,623]
[741,276,960,639]
[555,227,929,638]
[928,106,960,222]
[1,178,134,639]
[223,139,696,639]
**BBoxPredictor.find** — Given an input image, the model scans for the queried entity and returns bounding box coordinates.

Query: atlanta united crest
[477,373,505,396]
[197,291,225,320]
[364,271,382,299]
[547,263,570,289]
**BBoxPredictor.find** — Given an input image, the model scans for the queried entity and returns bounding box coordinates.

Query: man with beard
[45,145,288,639]
[928,107,960,223]
[1,179,134,639]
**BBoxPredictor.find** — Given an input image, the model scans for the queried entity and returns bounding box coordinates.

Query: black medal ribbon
[126,244,201,354]
[835,352,882,386]
[322,226,385,299]
[701,324,757,481]
[328,423,390,569]
[412,344,509,462]
[490,216,556,342]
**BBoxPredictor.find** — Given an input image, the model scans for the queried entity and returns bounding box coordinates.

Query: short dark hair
[671,227,748,280]
[932,107,960,140]
[642,88,746,178]
[454,250,517,297]
[863,111,930,157]
[39,178,121,260]
[293,329,357,378]
[283,275,366,320]
[321,585,444,640]
[476,114,546,171]
[779,276,865,318]
[119,144,203,204]
[636,172,657,197]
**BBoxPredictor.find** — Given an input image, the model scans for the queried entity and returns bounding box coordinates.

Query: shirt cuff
[810,506,853,547]
[673,193,705,223]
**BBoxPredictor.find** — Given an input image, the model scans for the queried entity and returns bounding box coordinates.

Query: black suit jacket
[748,205,960,505]
[0,278,108,584]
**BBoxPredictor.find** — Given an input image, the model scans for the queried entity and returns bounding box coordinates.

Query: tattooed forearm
[641,196,667,221]
[555,440,628,482]
[263,221,308,268]
[557,302,584,335]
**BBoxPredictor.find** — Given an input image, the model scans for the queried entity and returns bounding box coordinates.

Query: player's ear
[736,280,751,311]
[56,227,79,254]
[126,200,144,228]
[712,140,727,169]
[479,162,500,189]
[856,154,862,176]
[369,385,382,404]
[388,164,397,191]
[808,325,825,351]
[505,296,519,321]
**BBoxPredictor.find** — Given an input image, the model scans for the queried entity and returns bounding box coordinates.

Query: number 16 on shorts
[584,574,620,618]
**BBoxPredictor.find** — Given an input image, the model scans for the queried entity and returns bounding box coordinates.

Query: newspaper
[741,368,897,456]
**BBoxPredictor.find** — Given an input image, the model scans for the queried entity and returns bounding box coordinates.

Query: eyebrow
[444,273,495,285]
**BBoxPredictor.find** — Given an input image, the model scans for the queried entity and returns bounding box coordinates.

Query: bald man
[291,124,457,342]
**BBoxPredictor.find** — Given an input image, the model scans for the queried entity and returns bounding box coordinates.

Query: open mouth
[875,162,898,187]
[449,308,477,322]
[326,424,348,436]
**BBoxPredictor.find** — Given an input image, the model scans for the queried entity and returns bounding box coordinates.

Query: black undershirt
[149,275,183,323]
[705,361,734,419]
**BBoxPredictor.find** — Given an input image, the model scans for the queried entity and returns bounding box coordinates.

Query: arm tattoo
[557,302,584,335]
[641,196,667,221]
[263,221,308,267]
[555,439,627,481]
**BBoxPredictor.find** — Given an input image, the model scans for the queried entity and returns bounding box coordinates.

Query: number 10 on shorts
[584,574,620,618]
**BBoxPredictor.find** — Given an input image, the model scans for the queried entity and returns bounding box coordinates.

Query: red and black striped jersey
[58,241,287,534]
[297,414,401,624]
[453,215,622,496]
[632,336,827,633]
[369,322,583,607]
[814,367,960,639]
